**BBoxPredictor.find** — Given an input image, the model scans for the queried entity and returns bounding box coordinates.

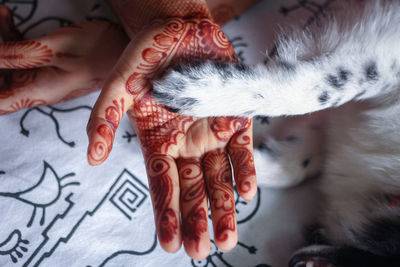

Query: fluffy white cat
[153,1,400,266]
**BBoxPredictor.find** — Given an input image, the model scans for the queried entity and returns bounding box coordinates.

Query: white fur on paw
[152,61,263,117]
[152,62,217,117]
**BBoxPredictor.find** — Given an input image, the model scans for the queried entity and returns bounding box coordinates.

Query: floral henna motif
[0,98,46,115]
[0,41,53,68]
[146,154,178,242]
[203,149,236,242]
[210,117,250,142]
[177,158,208,251]
[228,124,256,194]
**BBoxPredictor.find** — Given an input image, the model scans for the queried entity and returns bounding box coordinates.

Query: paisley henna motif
[177,158,208,251]
[146,154,178,243]
[0,41,53,68]
[203,149,236,242]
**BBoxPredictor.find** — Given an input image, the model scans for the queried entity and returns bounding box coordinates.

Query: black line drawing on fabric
[23,193,75,267]
[1,0,38,28]
[0,161,78,227]
[122,131,137,143]
[98,233,158,267]
[234,186,261,224]
[109,177,148,220]
[21,16,73,36]
[230,36,248,62]
[24,169,156,267]
[264,0,336,64]
[191,240,271,267]
[19,105,92,147]
[0,230,29,263]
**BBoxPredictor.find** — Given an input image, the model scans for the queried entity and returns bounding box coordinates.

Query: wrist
[108,0,211,38]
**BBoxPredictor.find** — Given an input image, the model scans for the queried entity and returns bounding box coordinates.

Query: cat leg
[152,2,400,118]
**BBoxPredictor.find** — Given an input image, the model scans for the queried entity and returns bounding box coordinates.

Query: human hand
[0,6,128,114]
[86,15,257,259]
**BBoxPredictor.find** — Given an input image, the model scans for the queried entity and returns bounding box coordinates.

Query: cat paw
[152,61,258,117]
[152,61,217,117]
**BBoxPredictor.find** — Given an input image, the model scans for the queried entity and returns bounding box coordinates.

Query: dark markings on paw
[214,61,231,71]
[365,61,379,81]
[326,67,352,90]
[174,80,187,92]
[168,108,180,113]
[276,60,296,71]
[253,93,264,99]
[354,89,366,100]
[318,91,330,104]
[151,90,174,102]
[179,97,198,107]
[302,158,311,168]
[234,63,250,71]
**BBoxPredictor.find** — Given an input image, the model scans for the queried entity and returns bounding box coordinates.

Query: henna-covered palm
[0,6,128,114]
[86,16,257,259]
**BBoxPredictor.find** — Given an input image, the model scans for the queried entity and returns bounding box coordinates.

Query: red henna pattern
[147,154,178,242]
[88,97,124,163]
[203,149,236,242]
[177,158,208,251]
[210,117,250,142]
[228,124,256,194]
[0,41,53,68]
[0,98,46,115]
[127,18,236,156]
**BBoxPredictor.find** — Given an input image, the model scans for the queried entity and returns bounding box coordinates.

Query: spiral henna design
[88,98,124,163]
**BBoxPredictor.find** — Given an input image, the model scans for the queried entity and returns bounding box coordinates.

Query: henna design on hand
[0,41,53,68]
[203,149,236,242]
[146,154,178,243]
[88,98,124,164]
[177,158,208,252]
[210,117,250,142]
[0,98,46,115]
